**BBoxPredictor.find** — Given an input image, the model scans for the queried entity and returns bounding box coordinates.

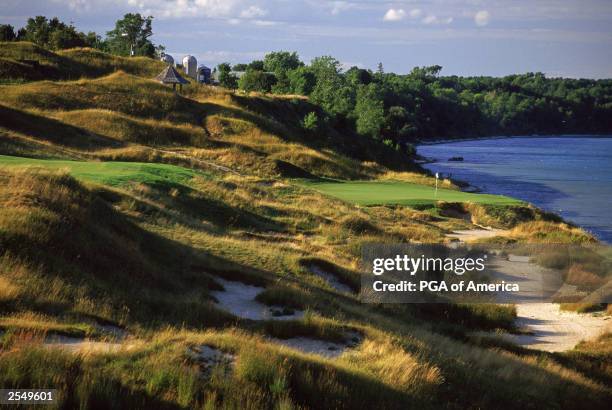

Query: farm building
[160,53,174,65]
[197,65,212,84]
[182,55,197,79]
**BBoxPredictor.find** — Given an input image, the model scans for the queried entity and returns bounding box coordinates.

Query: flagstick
[435,172,439,199]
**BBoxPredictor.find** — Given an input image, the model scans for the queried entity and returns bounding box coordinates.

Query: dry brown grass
[510,220,595,243]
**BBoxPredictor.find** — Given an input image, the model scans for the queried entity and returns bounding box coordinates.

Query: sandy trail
[446,228,611,351]
[489,253,611,351]
[510,304,611,352]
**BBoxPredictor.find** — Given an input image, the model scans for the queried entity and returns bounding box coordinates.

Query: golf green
[300,180,521,207]
[0,155,201,187]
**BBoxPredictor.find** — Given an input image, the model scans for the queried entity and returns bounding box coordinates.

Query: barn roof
[155,65,189,84]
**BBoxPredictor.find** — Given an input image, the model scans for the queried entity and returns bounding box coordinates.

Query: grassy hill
[0,43,608,409]
[0,42,165,83]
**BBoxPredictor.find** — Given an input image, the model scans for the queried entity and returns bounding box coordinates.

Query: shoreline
[416,133,612,146]
[417,137,611,243]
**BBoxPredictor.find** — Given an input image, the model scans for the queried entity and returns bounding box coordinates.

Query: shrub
[302,112,319,132]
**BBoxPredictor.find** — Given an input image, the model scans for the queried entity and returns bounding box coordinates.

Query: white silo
[160,53,174,65]
[182,55,197,79]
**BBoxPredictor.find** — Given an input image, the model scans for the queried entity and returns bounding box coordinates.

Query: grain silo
[182,55,197,79]
[160,53,174,66]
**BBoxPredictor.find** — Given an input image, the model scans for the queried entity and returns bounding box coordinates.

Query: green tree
[0,24,16,41]
[264,51,302,73]
[218,62,238,89]
[248,60,265,71]
[354,83,385,138]
[16,16,93,50]
[238,69,276,93]
[287,66,316,95]
[346,66,372,86]
[106,13,156,57]
[310,56,354,117]
[264,52,302,94]
[232,63,248,71]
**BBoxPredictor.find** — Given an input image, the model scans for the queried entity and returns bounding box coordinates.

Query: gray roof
[155,65,189,84]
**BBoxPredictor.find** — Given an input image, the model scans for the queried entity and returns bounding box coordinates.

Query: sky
[1,0,612,78]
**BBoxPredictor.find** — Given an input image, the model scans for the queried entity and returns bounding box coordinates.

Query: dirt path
[447,227,611,352]
[510,304,611,352]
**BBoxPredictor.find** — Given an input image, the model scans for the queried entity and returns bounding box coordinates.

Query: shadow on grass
[0,104,123,149]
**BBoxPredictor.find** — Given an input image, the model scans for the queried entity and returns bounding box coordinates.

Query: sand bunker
[446,228,506,242]
[308,265,354,294]
[270,331,363,358]
[211,278,304,321]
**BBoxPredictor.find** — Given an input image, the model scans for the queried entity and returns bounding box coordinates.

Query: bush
[302,112,319,131]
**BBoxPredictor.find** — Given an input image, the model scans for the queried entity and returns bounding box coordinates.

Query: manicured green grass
[300,179,522,207]
[0,155,202,187]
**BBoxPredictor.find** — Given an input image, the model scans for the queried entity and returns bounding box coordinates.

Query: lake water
[417,137,612,243]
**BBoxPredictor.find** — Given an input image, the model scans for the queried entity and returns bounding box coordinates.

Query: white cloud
[421,14,453,25]
[64,0,246,19]
[253,19,278,26]
[240,5,267,19]
[383,8,405,22]
[330,1,352,15]
[474,10,490,26]
[60,0,91,10]
[409,9,422,19]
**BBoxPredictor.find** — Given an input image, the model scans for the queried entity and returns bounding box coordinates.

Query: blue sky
[2,0,611,78]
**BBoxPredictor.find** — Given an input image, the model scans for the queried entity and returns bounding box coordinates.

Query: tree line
[218,53,612,150]
[0,14,162,58]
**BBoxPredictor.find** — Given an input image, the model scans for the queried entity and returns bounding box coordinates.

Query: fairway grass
[0,154,202,187]
[300,179,522,207]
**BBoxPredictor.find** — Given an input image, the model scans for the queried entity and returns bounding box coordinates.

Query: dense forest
[224,53,612,151]
[3,15,611,152]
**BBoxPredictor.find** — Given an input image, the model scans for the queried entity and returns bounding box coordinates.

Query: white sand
[446,228,506,242]
[510,304,611,352]
[270,331,363,358]
[211,278,304,321]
